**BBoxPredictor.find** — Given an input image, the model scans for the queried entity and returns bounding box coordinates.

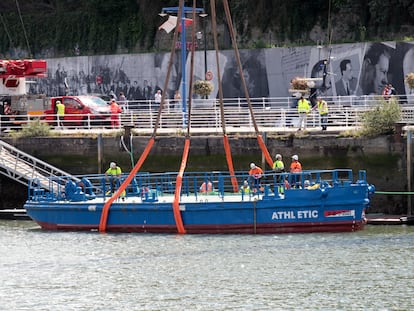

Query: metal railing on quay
[1,95,413,133]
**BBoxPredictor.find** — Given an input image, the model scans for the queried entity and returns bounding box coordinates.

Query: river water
[1,220,414,311]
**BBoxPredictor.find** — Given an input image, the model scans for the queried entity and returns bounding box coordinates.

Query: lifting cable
[99,0,185,233]
[211,0,238,192]
[222,0,273,169]
[15,0,32,57]
[0,14,15,52]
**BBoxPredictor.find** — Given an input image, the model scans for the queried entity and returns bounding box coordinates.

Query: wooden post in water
[98,133,103,174]
[407,129,412,216]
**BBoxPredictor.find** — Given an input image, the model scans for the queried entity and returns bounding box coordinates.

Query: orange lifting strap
[99,138,155,232]
[171,138,190,234]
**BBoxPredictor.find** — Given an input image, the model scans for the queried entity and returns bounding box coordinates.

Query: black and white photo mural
[30,41,414,103]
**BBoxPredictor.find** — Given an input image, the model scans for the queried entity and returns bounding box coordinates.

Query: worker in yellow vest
[55,100,65,129]
[297,95,311,131]
[105,162,123,196]
[313,96,329,131]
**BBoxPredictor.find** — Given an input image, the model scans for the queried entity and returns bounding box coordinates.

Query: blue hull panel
[25,187,369,234]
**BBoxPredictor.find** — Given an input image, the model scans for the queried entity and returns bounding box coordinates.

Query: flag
[177,18,193,32]
[159,16,193,34]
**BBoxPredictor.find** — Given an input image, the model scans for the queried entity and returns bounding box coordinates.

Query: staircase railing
[0,139,80,192]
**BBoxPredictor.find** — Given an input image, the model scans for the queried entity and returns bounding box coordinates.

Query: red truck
[44,95,112,126]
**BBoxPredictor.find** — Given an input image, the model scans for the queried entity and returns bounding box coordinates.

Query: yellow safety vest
[273,160,285,171]
[298,99,310,113]
[317,100,328,115]
[56,103,65,116]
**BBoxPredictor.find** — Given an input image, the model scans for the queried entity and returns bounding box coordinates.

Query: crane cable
[0,14,15,51]
[210,0,238,192]
[222,0,273,169]
[15,0,32,58]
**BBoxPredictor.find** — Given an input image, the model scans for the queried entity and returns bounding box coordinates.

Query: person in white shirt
[154,89,162,109]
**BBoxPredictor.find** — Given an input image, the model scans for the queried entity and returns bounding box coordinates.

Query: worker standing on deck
[290,155,302,173]
[273,154,285,173]
[249,163,263,192]
[290,155,302,188]
[273,153,285,191]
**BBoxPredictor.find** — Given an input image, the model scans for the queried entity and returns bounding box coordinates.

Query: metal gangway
[0,139,80,193]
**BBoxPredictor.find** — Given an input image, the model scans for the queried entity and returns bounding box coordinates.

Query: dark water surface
[1,220,413,311]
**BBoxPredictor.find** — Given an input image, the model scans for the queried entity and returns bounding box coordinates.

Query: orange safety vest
[290,161,302,173]
[110,102,122,115]
[249,167,263,179]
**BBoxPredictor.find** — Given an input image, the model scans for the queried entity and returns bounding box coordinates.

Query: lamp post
[199,13,208,77]
[160,5,205,128]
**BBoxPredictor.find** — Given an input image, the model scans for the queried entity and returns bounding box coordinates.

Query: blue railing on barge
[27,169,372,202]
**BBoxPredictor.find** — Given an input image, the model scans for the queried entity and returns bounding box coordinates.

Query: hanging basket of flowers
[405,73,414,90]
[193,80,214,97]
[288,77,311,94]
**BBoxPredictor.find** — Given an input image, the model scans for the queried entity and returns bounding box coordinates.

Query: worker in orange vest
[290,155,302,188]
[248,162,263,192]
[290,155,302,173]
[110,99,122,128]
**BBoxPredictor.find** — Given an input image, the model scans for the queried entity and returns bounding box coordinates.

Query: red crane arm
[0,59,47,78]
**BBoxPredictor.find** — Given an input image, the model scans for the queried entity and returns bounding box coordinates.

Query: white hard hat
[110,162,116,168]
[275,154,282,159]
[292,155,298,161]
[250,163,256,169]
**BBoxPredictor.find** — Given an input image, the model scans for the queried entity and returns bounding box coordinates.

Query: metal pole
[181,9,187,128]
[203,13,207,76]
[97,133,102,174]
[408,129,412,216]
[160,5,205,127]
[203,18,208,100]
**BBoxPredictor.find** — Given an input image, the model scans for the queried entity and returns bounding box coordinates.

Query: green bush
[18,119,51,137]
[360,98,401,136]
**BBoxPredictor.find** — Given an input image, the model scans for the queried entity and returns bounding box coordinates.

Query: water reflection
[1,221,414,310]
